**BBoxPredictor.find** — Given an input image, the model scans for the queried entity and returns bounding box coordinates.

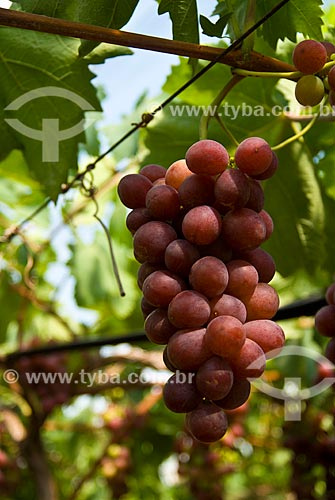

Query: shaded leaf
[158,0,199,44]
[199,13,232,38]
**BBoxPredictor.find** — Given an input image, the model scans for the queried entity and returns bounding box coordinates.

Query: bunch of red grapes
[315,279,335,365]
[118,137,285,443]
[14,342,72,415]
[292,39,335,107]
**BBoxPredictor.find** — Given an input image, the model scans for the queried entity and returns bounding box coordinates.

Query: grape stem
[199,74,244,140]
[232,60,335,80]
[272,112,319,151]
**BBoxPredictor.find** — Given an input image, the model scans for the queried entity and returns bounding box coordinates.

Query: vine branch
[0,6,295,73]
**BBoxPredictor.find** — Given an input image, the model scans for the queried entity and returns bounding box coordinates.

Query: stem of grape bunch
[199,75,244,141]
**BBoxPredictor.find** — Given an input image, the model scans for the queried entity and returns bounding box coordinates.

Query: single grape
[236,248,275,283]
[185,401,228,443]
[315,305,335,337]
[117,173,152,208]
[144,308,178,344]
[205,315,245,359]
[230,338,266,378]
[209,293,247,323]
[126,208,152,235]
[195,356,234,400]
[165,159,192,189]
[295,75,325,106]
[189,256,229,299]
[142,270,186,307]
[145,184,180,220]
[182,205,222,246]
[328,66,335,92]
[251,152,278,180]
[243,319,285,357]
[243,283,280,321]
[214,378,251,410]
[221,208,267,251]
[225,259,259,299]
[185,139,229,175]
[163,372,202,413]
[168,290,211,328]
[133,221,177,263]
[245,179,264,212]
[164,239,200,277]
[137,262,163,289]
[235,137,273,176]
[325,283,335,305]
[214,168,251,209]
[178,174,215,209]
[167,328,212,371]
[140,164,166,182]
[292,39,327,74]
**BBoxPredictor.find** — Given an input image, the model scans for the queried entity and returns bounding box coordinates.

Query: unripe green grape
[295,75,325,106]
[292,39,327,74]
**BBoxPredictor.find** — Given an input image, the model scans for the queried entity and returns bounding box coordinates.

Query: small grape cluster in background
[118,137,285,443]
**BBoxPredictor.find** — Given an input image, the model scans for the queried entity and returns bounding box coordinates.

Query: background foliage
[0,0,335,499]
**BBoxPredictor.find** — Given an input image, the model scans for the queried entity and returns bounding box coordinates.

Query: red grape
[126,208,152,234]
[185,139,229,175]
[189,256,229,298]
[315,305,335,337]
[168,290,210,328]
[165,159,192,189]
[164,239,200,277]
[230,338,266,378]
[142,270,186,307]
[133,221,177,263]
[185,401,228,442]
[163,372,202,412]
[195,356,234,400]
[236,248,275,283]
[117,173,152,208]
[145,308,177,344]
[243,283,280,321]
[221,208,267,251]
[140,164,166,182]
[209,293,247,323]
[243,319,285,357]
[167,328,211,371]
[205,315,245,359]
[178,174,215,209]
[146,184,180,220]
[182,205,222,245]
[225,259,259,299]
[214,378,251,410]
[214,168,250,209]
[245,179,264,212]
[235,137,273,176]
[326,283,335,305]
[293,39,327,74]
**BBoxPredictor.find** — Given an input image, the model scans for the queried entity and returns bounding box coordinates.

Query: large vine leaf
[0,29,100,200]
[14,0,140,56]
[157,0,199,44]
[256,0,324,49]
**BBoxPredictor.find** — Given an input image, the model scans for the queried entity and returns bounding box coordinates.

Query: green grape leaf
[256,0,324,49]
[14,0,140,56]
[199,13,232,38]
[0,28,102,200]
[158,0,199,44]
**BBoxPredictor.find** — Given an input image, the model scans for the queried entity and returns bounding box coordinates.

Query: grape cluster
[292,39,335,107]
[14,341,72,415]
[315,279,335,363]
[118,138,285,443]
